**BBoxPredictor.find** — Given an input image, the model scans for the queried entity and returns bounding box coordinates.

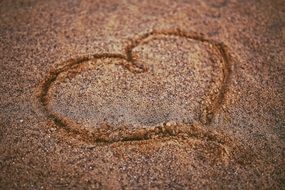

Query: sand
[0,0,284,189]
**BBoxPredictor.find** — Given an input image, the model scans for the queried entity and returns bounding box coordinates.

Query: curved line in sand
[37,29,232,144]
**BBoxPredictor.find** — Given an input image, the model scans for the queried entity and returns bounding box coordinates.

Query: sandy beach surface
[0,0,284,189]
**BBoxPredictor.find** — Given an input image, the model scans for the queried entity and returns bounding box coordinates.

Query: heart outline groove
[38,29,232,143]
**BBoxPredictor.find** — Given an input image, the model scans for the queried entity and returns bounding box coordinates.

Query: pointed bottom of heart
[49,117,235,165]
[49,114,230,145]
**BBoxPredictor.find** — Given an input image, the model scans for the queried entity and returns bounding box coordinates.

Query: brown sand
[0,0,284,189]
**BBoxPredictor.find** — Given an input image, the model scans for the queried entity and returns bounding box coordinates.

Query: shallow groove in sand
[37,29,232,144]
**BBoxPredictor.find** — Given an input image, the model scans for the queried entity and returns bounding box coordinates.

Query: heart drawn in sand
[38,29,231,143]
